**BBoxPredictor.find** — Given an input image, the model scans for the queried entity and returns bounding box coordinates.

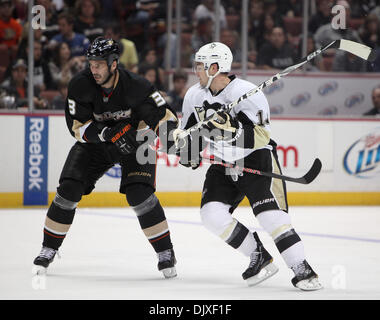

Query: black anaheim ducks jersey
[65,67,176,143]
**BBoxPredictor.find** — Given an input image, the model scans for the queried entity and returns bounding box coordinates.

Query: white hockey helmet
[194,42,233,73]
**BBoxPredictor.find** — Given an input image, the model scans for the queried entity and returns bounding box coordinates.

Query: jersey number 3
[151,91,166,107]
[68,99,76,115]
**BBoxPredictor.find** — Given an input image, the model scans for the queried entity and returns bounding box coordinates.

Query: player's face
[373,88,380,109]
[194,62,218,88]
[194,62,208,87]
[89,60,110,84]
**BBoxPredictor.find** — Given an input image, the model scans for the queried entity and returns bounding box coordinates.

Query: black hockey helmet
[86,37,120,68]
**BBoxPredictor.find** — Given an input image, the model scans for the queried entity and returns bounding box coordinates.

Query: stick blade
[302,158,322,184]
[338,39,375,61]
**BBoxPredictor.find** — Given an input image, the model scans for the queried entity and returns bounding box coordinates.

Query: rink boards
[0,114,379,207]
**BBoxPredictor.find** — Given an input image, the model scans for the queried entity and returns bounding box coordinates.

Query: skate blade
[246,263,279,287]
[161,267,177,279]
[295,277,323,291]
[32,265,47,276]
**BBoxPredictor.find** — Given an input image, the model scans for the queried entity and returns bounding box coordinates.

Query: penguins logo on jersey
[195,100,223,121]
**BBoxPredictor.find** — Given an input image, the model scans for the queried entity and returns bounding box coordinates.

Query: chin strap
[205,68,220,89]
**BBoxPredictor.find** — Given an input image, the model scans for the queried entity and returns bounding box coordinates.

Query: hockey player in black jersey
[33,37,178,278]
[173,42,322,291]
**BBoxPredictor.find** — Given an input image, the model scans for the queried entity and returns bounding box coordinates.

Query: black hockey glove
[178,147,201,170]
[176,130,204,170]
[101,121,140,155]
[202,111,242,143]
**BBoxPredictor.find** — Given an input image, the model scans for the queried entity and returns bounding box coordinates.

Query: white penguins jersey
[181,76,272,162]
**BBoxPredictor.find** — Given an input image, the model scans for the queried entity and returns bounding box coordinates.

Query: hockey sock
[42,195,77,250]
[128,190,173,253]
[257,209,305,268]
[201,201,259,256]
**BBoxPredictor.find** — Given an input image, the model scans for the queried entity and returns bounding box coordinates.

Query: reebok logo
[28,118,45,190]
[24,116,48,205]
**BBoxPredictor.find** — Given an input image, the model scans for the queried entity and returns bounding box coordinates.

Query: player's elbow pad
[236,124,270,150]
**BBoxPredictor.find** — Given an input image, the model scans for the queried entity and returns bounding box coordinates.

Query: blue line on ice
[79,210,380,244]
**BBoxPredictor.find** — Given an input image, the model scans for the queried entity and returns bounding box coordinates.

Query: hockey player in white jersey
[173,42,322,291]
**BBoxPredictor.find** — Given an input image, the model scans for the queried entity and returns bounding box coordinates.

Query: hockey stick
[202,157,322,184]
[177,39,375,141]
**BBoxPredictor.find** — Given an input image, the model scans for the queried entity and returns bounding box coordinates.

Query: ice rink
[1,205,379,300]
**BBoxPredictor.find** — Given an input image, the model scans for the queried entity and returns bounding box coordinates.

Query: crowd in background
[0,0,379,112]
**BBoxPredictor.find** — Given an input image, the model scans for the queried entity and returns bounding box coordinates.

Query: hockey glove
[177,147,201,170]
[203,111,242,143]
[100,121,140,155]
[176,129,205,170]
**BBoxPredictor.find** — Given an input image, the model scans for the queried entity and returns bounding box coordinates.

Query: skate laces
[291,260,310,276]
[39,247,57,260]
[158,249,172,262]
[248,250,261,268]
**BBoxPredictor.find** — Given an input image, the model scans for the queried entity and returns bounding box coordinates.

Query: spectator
[98,0,117,22]
[119,0,157,53]
[48,12,90,57]
[11,0,27,22]
[51,78,69,110]
[224,0,241,15]
[256,26,296,70]
[278,0,303,17]
[191,17,213,53]
[220,28,255,69]
[138,63,165,93]
[0,59,47,109]
[262,0,283,27]
[52,0,65,12]
[48,42,85,87]
[370,4,380,23]
[332,51,368,73]
[104,23,139,73]
[254,13,276,51]
[308,0,332,34]
[363,87,380,116]
[26,41,54,91]
[308,0,333,34]
[138,48,165,90]
[167,69,188,114]
[350,0,379,19]
[0,0,22,49]
[194,0,227,29]
[74,0,104,43]
[359,14,380,50]
[314,0,362,48]
[370,48,380,72]
[17,23,48,61]
[298,34,322,71]
[248,0,264,51]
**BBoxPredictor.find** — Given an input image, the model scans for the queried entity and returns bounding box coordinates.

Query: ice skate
[291,260,323,291]
[32,246,58,275]
[157,248,177,278]
[242,243,279,286]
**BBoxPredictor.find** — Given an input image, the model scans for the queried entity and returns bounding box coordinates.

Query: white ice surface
[0,206,379,300]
